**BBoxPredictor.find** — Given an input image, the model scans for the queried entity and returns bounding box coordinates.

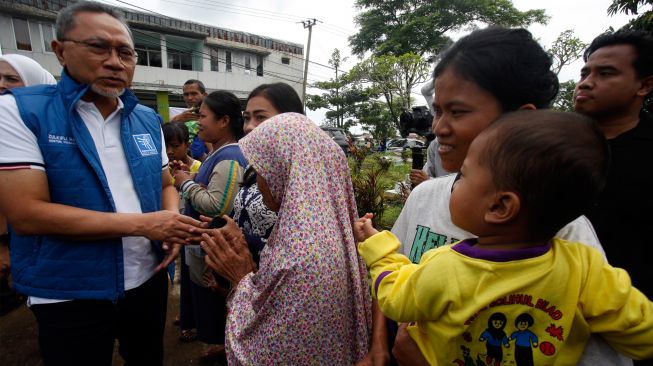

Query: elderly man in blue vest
[0,2,205,365]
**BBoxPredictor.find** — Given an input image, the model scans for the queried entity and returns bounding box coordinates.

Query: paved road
[0,261,226,366]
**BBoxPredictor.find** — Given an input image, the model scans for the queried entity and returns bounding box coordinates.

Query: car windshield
[331,130,346,138]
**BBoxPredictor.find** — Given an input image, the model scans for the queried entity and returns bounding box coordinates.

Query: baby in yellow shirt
[356,110,653,365]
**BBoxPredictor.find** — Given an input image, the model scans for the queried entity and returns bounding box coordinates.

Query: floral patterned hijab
[227,112,371,364]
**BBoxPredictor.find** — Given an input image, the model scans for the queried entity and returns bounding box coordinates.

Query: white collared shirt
[0,94,168,305]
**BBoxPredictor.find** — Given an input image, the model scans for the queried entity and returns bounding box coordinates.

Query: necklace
[205,139,237,160]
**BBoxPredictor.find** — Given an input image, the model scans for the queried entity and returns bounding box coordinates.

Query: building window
[244,55,251,71]
[210,48,219,72]
[281,57,290,65]
[256,55,263,76]
[225,51,232,72]
[40,23,55,52]
[135,44,162,67]
[168,49,193,70]
[12,18,32,51]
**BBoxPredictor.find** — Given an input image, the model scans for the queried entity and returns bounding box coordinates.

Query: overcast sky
[103,0,634,127]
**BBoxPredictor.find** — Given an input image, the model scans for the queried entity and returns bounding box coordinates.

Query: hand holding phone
[208,216,227,229]
[411,147,424,170]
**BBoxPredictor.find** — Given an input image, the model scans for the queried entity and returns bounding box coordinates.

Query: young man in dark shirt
[574,34,653,364]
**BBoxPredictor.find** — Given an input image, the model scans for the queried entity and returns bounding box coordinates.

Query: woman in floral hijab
[201,112,372,364]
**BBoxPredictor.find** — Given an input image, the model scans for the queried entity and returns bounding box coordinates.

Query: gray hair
[55,1,132,41]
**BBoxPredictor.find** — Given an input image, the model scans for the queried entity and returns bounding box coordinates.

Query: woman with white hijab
[0,54,56,92]
[0,53,55,316]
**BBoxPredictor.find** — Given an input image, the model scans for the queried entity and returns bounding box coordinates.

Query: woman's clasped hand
[201,216,256,287]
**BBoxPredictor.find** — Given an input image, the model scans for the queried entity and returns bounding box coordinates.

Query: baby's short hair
[479,110,609,239]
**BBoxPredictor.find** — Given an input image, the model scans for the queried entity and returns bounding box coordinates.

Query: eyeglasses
[61,39,138,64]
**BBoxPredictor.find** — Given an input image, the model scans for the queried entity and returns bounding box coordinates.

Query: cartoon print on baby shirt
[454,345,484,366]
[456,293,567,365]
[510,313,538,366]
[479,312,510,366]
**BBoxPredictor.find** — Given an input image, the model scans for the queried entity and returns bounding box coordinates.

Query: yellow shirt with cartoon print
[358,231,653,365]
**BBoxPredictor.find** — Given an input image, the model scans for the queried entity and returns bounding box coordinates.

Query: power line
[131,28,313,85]
[118,2,426,108]
[160,0,296,24]
[37,2,339,86]
[101,1,327,81]
[165,0,357,35]
[135,28,305,77]
[112,0,174,19]
[46,1,315,85]
[156,0,352,45]
[173,0,302,23]
[110,0,348,72]
[173,0,354,39]
[115,1,346,84]
[39,0,352,76]
[300,18,318,109]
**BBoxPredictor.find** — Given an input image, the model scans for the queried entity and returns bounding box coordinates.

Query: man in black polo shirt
[574,32,653,364]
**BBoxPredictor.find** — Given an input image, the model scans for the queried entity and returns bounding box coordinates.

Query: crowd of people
[0,1,652,365]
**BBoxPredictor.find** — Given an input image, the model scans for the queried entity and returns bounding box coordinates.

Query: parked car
[386,138,425,152]
[320,126,350,155]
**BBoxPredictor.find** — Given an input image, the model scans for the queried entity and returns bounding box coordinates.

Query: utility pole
[300,18,317,113]
[335,60,340,128]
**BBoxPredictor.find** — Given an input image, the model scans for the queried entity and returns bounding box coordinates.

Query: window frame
[244,55,251,71]
[39,22,55,53]
[167,49,193,71]
[135,43,162,68]
[256,54,263,76]
[210,48,219,72]
[225,50,232,72]
[12,18,33,52]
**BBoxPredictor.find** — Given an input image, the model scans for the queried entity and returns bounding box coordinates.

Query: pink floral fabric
[227,112,372,365]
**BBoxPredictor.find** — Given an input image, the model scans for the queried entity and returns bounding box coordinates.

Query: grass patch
[377,200,404,231]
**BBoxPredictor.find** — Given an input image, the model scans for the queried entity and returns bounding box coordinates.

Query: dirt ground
[0,261,226,366]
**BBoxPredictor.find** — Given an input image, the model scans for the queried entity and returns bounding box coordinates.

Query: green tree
[608,0,653,32]
[552,80,576,112]
[351,53,430,127]
[349,0,549,57]
[356,100,397,140]
[547,30,588,75]
[307,49,372,129]
[547,30,587,113]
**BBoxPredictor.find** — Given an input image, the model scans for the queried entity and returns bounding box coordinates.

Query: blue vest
[184,144,247,220]
[9,70,164,301]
